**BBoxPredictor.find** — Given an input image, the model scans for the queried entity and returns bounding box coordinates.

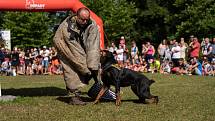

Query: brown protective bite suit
[53,15,100,94]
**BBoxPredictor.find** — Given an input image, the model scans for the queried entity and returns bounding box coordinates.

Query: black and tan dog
[94,50,158,106]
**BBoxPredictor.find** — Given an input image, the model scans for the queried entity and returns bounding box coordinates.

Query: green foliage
[2,12,53,48]
[81,0,137,45]
[128,0,215,43]
[172,0,215,38]
[1,0,215,48]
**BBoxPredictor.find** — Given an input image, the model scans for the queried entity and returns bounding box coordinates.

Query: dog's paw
[93,100,99,105]
[115,98,121,106]
[146,96,159,104]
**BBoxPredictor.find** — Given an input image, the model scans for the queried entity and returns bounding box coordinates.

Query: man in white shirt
[41,46,50,74]
[171,42,181,67]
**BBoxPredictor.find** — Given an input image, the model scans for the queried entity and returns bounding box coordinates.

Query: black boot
[81,72,92,85]
[66,88,87,105]
[69,96,87,105]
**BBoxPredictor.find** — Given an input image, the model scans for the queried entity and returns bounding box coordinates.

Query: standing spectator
[164,41,172,61]
[211,38,215,59]
[141,43,147,62]
[11,47,20,76]
[130,41,139,65]
[158,39,167,62]
[180,37,188,60]
[119,36,126,50]
[169,40,175,51]
[36,55,43,75]
[0,48,4,65]
[189,37,200,59]
[145,41,155,69]
[18,49,25,75]
[31,48,39,60]
[41,46,50,74]
[108,42,117,53]
[116,45,124,67]
[202,37,213,62]
[25,49,32,72]
[171,42,181,67]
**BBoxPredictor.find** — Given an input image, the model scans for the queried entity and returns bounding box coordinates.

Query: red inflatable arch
[0,0,104,49]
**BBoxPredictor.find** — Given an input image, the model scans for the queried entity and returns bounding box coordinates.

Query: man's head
[193,37,198,43]
[205,37,210,44]
[76,7,90,28]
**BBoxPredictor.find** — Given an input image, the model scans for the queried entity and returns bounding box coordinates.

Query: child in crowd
[139,60,148,73]
[124,59,132,69]
[148,59,160,73]
[160,59,171,74]
[32,60,38,74]
[0,58,11,76]
[26,62,33,76]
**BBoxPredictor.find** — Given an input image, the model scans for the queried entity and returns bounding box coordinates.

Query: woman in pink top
[144,41,155,69]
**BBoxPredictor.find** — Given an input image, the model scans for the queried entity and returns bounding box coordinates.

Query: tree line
[0,0,215,48]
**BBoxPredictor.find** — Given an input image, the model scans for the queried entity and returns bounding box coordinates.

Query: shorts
[42,60,49,68]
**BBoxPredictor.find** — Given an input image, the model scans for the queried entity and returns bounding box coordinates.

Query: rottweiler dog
[94,50,158,106]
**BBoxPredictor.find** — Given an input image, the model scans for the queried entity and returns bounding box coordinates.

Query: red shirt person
[189,37,201,58]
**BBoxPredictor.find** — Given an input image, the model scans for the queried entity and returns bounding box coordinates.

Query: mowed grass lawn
[0,74,215,121]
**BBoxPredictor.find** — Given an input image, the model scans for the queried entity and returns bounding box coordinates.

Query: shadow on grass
[2,87,67,97]
[56,96,146,105]
[56,96,94,104]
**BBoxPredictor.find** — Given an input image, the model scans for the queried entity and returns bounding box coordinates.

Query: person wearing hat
[53,7,100,105]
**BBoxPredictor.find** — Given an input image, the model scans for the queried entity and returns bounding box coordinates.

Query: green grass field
[0,74,215,121]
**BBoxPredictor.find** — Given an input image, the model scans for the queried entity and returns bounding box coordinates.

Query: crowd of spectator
[106,36,215,76]
[1,35,215,77]
[0,46,63,76]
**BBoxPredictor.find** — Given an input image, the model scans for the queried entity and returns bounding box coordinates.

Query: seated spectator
[32,60,38,74]
[177,58,190,75]
[202,57,213,76]
[124,59,132,69]
[35,55,43,75]
[212,59,215,76]
[0,58,11,76]
[139,60,148,73]
[148,59,160,73]
[132,64,141,72]
[160,59,171,74]
[26,62,33,76]
[188,57,202,75]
